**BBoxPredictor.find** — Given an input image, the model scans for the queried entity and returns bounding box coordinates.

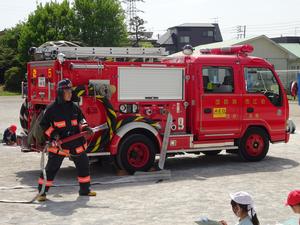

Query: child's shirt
[237,216,253,225]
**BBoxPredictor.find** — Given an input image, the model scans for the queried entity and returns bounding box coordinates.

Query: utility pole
[210,17,219,24]
[236,25,246,39]
[122,0,144,33]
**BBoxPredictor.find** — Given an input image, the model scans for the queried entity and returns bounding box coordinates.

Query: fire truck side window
[202,66,234,93]
[244,67,282,106]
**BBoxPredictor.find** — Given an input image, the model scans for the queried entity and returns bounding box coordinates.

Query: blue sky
[1,0,300,40]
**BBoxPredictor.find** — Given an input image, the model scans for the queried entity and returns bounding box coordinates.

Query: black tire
[238,127,269,161]
[112,155,123,170]
[19,100,29,134]
[202,150,222,156]
[117,134,156,174]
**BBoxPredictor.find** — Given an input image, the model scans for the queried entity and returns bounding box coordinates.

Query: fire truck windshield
[244,67,282,106]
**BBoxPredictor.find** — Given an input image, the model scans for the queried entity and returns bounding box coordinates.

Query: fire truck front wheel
[117,134,156,174]
[239,127,269,162]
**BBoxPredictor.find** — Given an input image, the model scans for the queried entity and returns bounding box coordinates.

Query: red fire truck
[19,42,290,173]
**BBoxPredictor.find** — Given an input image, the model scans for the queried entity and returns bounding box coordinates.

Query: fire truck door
[199,65,242,139]
[242,66,286,134]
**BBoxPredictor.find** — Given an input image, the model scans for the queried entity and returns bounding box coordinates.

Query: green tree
[74,0,127,46]
[18,0,77,62]
[1,0,129,91]
[129,16,147,47]
[4,67,22,92]
[0,24,23,84]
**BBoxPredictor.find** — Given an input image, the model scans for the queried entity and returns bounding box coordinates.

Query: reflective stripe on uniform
[75,146,85,154]
[77,176,91,183]
[58,149,70,156]
[47,147,59,154]
[48,147,69,156]
[75,143,87,154]
[38,178,53,187]
[54,121,66,128]
[45,126,54,137]
[71,119,78,126]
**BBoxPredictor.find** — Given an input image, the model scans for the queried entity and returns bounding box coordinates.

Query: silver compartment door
[118,67,184,100]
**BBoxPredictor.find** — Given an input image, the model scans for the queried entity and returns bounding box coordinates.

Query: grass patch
[0,85,21,96]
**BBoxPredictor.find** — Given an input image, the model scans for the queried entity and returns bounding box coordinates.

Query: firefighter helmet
[57,79,72,103]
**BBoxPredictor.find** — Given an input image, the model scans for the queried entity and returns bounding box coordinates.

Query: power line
[246,20,300,27]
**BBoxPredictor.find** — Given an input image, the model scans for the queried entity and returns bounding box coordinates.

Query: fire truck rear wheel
[117,134,156,174]
[239,127,269,162]
[19,100,29,134]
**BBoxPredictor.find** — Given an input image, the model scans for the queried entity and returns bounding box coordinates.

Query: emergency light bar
[200,44,254,55]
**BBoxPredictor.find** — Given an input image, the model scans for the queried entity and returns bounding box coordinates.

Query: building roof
[158,23,220,46]
[169,23,215,29]
[279,43,300,58]
[170,35,298,58]
[157,30,173,45]
[271,36,300,44]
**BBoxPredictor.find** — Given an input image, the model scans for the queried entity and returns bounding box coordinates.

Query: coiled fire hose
[0,143,48,204]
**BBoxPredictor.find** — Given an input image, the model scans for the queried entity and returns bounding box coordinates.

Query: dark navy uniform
[2,127,17,145]
[37,79,92,197]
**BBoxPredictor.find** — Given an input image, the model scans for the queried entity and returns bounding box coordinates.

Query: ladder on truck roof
[32,46,169,61]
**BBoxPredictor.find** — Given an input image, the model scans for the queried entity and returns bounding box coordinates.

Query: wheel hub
[127,142,150,168]
[253,142,259,149]
[246,134,264,156]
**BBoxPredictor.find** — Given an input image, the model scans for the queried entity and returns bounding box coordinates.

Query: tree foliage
[129,16,147,47]
[0,25,23,84]
[18,0,77,62]
[4,67,22,92]
[74,0,127,46]
[1,0,128,91]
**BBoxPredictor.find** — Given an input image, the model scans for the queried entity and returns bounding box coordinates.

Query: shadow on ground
[35,196,110,216]
[15,152,299,193]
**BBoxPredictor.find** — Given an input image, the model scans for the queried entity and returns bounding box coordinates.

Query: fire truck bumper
[285,131,290,143]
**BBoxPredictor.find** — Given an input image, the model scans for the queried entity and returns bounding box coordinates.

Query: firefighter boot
[79,191,97,197]
[37,194,47,202]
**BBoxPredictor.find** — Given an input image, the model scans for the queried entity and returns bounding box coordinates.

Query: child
[286,190,300,224]
[2,125,17,145]
[220,191,260,225]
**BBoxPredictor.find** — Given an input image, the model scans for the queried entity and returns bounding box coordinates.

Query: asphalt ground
[0,96,299,225]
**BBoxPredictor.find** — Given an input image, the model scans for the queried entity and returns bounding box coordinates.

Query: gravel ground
[0,96,299,225]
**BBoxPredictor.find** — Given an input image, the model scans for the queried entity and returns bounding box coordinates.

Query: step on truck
[19,42,290,173]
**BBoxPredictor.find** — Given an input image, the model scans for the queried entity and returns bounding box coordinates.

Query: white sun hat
[230,191,254,205]
[230,191,256,218]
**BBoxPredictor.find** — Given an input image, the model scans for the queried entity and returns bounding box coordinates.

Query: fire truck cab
[20,43,290,173]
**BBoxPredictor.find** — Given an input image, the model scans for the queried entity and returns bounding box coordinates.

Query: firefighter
[36,78,96,202]
[2,125,17,145]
